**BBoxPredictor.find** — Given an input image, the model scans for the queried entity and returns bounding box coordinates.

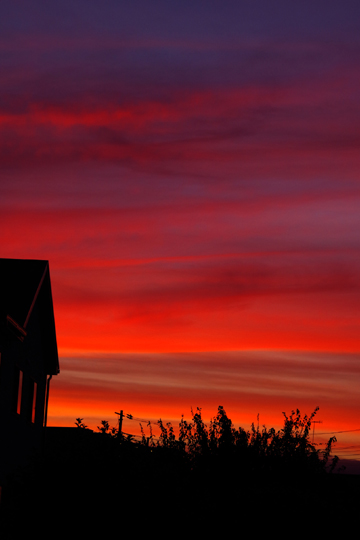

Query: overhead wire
[122,411,360,459]
[317,428,360,435]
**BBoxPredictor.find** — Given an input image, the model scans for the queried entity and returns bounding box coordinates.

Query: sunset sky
[1,1,360,461]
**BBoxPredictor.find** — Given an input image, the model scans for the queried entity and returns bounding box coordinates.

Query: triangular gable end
[0,258,60,376]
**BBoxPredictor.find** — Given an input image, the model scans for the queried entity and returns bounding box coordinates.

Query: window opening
[16,369,23,415]
[31,382,37,423]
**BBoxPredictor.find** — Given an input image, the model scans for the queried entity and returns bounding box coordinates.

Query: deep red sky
[1,1,360,460]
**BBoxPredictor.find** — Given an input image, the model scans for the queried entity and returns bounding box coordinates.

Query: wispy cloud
[1,1,359,443]
[49,350,360,434]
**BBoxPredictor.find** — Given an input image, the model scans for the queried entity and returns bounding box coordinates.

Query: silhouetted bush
[142,406,339,478]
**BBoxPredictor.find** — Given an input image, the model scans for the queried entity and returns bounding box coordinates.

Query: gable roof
[0,258,60,376]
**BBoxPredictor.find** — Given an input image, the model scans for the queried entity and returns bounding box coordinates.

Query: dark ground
[1,429,360,537]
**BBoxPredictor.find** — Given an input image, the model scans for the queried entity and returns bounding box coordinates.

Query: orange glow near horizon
[46,349,360,462]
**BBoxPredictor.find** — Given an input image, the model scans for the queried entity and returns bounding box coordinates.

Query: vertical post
[311,420,322,443]
[115,410,124,440]
[43,375,52,455]
[44,375,52,428]
[119,410,123,438]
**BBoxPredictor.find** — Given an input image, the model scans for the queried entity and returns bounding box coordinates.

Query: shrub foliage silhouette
[146,405,338,478]
[89,405,338,478]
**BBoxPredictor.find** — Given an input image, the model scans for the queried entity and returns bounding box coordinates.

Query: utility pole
[115,410,124,440]
[311,420,322,443]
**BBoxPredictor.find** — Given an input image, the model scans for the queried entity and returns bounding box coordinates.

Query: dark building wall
[0,302,48,486]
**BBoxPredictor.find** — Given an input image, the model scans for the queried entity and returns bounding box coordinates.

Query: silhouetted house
[0,258,59,491]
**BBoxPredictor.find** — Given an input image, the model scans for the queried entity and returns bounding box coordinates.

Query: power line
[126,415,360,436]
[125,413,158,426]
[317,428,360,435]
[311,420,322,443]
[122,410,360,444]
[331,445,360,450]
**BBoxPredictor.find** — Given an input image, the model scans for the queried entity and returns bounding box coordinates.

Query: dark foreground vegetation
[1,406,360,536]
